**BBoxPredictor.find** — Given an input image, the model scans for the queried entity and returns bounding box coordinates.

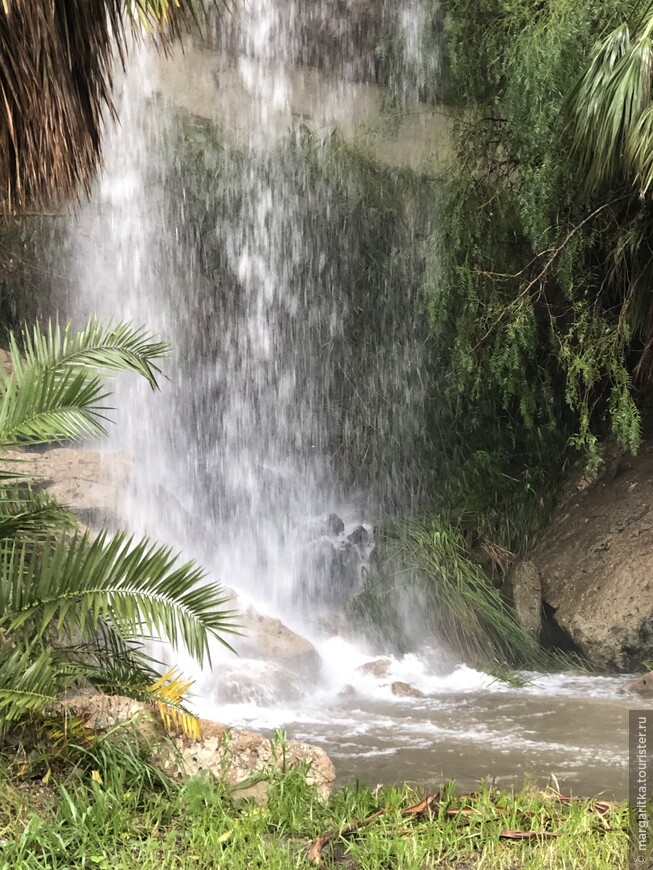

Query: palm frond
[147,668,201,740]
[0,485,75,540]
[567,14,653,195]
[2,531,239,665]
[0,365,111,447]
[0,320,171,447]
[9,320,169,390]
[0,642,61,731]
[0,0,222,212]
[627,102,653,193]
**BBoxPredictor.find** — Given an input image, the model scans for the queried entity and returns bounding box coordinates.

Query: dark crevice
[540,600,583,655]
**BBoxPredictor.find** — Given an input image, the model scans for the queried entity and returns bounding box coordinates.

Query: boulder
[326,513,345,536]
[50,692,336,798]
[530,443,653,670]
[236,608,322,679]
[504,560,542,640]
[213,660,303,704]
[163,720,335,798]
[390,681,424,698]
[348,525,370,546]
[49,690,157,737]
[618,672,653,697]
[357,657,392,678]
[300,533,365,607]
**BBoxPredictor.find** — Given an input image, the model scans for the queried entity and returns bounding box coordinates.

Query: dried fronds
[0,0,212,212]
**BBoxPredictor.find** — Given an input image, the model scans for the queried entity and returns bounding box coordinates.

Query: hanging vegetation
[356,0,653,664]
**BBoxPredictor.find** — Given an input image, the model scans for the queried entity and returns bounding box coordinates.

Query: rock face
[52,692,336,797]
[4,446,132,528]
[209,0,390,87]
[529,443,653,670]
[504,560,542,640]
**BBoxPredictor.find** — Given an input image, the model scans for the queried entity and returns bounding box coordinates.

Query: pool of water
[193,643,635,799]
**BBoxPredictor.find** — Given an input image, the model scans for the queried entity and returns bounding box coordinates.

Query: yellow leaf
[218,830,233,843]
[41,768,51,785]
[91,770,103,785]
[147,667,202,740]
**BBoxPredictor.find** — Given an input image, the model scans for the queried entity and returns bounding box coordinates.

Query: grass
[0,743,631,869]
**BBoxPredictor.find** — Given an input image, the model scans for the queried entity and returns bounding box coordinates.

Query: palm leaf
[0,642,62,730]
[567,13,653,195]
[0,485,75,539]
[147,667,202,740]
[1,531,239,664]
[0,320,171,447]
[626,102,653,193]
[8,320,169,390]
[0,0,226,211]
[0,365,111,447]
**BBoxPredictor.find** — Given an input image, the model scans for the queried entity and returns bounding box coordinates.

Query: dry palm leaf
[0,0,218,213]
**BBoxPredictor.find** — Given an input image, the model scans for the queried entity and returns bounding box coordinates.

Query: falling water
[57,4,633,796]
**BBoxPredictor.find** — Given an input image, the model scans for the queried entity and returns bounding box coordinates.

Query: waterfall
[48,2,635,798]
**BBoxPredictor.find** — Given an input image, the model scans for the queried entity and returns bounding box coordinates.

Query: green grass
[0,746,631,869]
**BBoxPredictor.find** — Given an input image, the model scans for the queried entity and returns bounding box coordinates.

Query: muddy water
[194,651,633,799]
[317,687,630,796]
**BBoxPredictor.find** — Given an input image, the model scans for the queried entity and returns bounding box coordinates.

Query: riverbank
[0,745,629,869]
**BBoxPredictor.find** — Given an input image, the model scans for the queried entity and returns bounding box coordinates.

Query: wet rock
[390,681,425,698]
[326,513,345,536]
[214,661,303,705]
[505,560,542,640]
[301,536,362,606]
[357,658,392,678]
[618,672,653,697]
[236,608,321,679]
[317,612,359,639]
[347,525,369,546]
